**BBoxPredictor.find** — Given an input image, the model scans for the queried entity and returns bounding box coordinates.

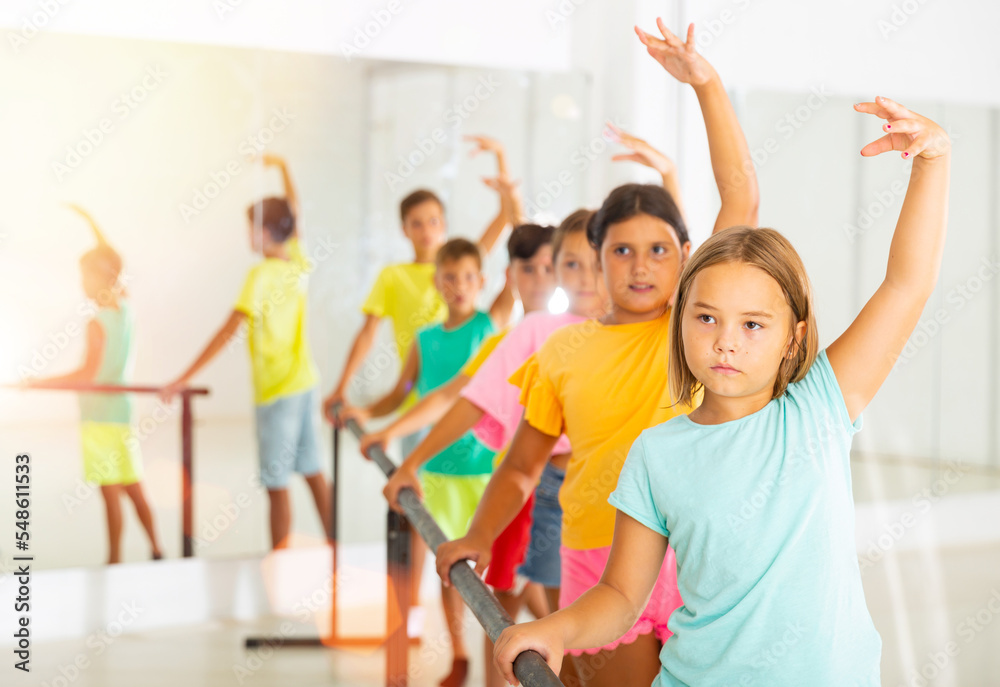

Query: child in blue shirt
[493,93,951,686]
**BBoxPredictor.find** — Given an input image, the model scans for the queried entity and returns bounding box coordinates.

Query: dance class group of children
[30,16,951,687]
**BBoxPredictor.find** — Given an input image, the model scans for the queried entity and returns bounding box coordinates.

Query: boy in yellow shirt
[163,154,330,550]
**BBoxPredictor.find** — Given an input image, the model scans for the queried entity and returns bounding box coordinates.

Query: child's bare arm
[162,310,246,401]
[363,373,472,456]
[65,204,111,247]
[342,344,420,425]
[636,20,758,233]
[493,513,668,684]
[607,122,686,222]
[488,269,516,329]
[828,98,950,422]
[262,154,299,231]
[27,320,104,386]
[324,314,381,416]
[468,135,517,253]
[434,419,558,582]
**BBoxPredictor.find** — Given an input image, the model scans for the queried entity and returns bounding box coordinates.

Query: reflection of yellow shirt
[234,238,318,405]
[362,263,447,360]
[510,309,699,550]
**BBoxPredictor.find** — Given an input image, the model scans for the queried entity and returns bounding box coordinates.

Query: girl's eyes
[651,245,669,255]
[613,246,630,256]
[745,321,762,331]
[697,314,715,324]
[563,260,579,269]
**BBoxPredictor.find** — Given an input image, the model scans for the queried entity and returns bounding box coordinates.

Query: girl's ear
[681,241,692,264]
[785,320,808,358]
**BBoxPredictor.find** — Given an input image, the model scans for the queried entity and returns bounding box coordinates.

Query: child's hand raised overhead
[855,96,951,160]
[607,122,677,177]
[635,20,714,87]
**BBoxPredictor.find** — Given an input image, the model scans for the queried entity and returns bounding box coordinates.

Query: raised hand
[635,20,714,86]
[607,122,677,177]
[855,96,951,160]
[465,135,509,179]
[260,152,285,167]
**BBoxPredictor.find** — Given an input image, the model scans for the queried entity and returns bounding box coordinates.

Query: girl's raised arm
[635,20,759,233]
[827,97,951,422]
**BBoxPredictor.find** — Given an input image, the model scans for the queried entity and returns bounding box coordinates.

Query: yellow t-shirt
[462,327,511,377]
[510,309,699,550]
[362,263,448,360]
[234,238,318,405]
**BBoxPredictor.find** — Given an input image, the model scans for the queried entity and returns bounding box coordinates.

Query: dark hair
[552,209,593,259]
[400,189,445,223]
[586,184,688,250]
[246,197,295,243]
[507,223,555,262]
[435,237,482,270]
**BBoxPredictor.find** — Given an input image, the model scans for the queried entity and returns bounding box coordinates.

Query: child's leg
[485,590,524,687]
[522,581,549,619]
[570,634,661,687]
[439,582,469,687]
[122,482,162,557]
[410,531,426,607]
[99,484,123,564]
[302,473,332,540]
[267,488,292,549]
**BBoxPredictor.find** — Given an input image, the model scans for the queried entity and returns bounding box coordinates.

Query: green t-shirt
[416,311,496,475]
[78,300,135,424]
[234,238,318,405]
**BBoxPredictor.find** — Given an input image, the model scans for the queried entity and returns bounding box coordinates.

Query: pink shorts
[559,544,681,656]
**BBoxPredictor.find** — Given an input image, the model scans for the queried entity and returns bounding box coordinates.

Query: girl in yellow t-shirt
[435,19,759,687]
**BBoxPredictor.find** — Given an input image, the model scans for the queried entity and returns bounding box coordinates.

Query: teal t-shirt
[78,301,135,424]
[416,310,496,475]
[609,350,881,687]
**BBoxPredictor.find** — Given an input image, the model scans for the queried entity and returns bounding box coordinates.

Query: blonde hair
[669,226,819,406]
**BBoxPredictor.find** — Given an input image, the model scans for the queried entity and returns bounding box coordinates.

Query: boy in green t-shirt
[163,154,331,550]
[340,237,498,687]
[27,206,163,564]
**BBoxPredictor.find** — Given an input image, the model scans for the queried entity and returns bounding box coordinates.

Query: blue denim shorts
[517,462,565,588]
[255,387,322,489]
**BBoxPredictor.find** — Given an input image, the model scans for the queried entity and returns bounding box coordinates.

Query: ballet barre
[8,382,210,557]
[341,412,565,687]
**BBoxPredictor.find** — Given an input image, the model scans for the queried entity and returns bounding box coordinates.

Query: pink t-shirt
[461,310,583,452]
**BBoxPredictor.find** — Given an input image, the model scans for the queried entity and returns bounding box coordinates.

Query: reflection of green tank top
[78,301,135,424]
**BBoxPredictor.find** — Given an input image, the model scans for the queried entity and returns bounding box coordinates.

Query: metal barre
[340,415,565,687]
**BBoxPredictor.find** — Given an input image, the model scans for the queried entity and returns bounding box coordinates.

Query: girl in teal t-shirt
[493,97,950,686]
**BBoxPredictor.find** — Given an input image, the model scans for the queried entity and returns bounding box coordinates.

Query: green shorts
[81,422,143,485]
[419,471,491,541]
